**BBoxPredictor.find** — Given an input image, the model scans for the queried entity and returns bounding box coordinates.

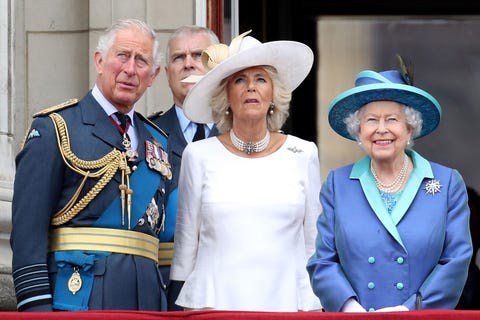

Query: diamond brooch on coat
[424,179,442,195]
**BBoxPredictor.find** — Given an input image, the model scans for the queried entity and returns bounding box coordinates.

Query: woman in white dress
[169,30,322,311]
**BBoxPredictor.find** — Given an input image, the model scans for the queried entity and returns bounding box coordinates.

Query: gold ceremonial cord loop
[50,113,121,174]
[49,113,128,226]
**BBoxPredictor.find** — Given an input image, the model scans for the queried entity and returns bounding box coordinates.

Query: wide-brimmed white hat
[182,30,314,123]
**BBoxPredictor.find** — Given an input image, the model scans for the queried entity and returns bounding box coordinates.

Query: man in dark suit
[149,25,219,310]
[11,19,169,312]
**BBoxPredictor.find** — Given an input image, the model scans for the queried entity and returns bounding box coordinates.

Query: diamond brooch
[424,179,442,195]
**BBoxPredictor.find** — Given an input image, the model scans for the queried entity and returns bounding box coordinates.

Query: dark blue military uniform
[11,92,169,311]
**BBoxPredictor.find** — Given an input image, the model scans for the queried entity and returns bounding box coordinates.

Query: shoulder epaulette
[147,110,164,120]
[33,98,79,118]
[136,112,169,137]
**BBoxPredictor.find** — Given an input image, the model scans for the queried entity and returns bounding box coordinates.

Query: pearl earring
[269,102,275,115]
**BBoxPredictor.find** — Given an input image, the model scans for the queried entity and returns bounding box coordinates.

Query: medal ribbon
[52,251,108,310]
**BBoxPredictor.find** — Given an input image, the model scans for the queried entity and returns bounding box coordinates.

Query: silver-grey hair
[165,25,219,64]
[344,103,423,146]
[96,19,161,74]
[211,66,291,134]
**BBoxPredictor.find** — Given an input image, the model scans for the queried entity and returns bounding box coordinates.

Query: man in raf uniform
[10,19,169,311]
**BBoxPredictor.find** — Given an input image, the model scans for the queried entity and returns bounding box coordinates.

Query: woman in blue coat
[307,62,472,312]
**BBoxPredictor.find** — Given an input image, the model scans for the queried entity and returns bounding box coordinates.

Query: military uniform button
[368,307,375,312]
[396,257,404,264]
[368,282,375,289]
[132,165,138,171]
[368,256,375,264]
[396,282,404,290]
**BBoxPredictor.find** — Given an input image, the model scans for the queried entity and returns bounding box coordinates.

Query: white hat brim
[183,39,314,124]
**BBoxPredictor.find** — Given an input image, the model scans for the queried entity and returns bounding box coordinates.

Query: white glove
[375,305,409,312]
[341,298,367,312]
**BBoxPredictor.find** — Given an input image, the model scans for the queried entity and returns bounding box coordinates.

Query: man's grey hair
[96,18,161,73]
[165,25,219,64]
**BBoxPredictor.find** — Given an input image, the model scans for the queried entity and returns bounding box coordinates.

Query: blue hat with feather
[328,68,442,141]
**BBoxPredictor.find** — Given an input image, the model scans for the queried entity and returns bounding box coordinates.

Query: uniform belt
[49,227,159,263]
[158,242,174,266]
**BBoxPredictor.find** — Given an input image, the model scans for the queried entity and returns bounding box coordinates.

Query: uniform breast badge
[145,140,172,180]
[122,135,138,162]
[68,266,82,295]
[146,198,161,231]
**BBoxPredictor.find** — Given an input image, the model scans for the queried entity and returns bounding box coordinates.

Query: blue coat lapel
[350,150,435,250]
[390,150,434,225]
[351,157,404,248]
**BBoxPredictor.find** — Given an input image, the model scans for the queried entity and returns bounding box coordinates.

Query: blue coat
[307,150,472,312]
[11,92,169,311]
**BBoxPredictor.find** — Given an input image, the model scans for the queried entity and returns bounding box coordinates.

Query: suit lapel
[81,91,154,164]
[209,125,219,138]
[132,112,151,161]
[81,92,124,150]
[390,150,434,225]
[352,157,405,249]
[161,107,188,157]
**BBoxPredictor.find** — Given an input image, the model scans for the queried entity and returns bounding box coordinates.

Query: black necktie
[115,112,130,132]
[115,112,131,148]
[193,123,205,142]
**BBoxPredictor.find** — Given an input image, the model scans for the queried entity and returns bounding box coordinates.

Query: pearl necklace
[371,154,409,193]
[230,129,270,155]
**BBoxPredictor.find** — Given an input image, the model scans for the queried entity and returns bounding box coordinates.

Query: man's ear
[94,51,103,74]
[147,66,161,87]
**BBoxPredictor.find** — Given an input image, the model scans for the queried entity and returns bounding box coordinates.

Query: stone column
[0,0,17,311]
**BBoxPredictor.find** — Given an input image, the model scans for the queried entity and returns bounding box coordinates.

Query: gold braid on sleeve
[49,113,131,226]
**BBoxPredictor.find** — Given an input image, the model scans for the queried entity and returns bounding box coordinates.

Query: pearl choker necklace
[371,154,409,193]
[230,129,270,155]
